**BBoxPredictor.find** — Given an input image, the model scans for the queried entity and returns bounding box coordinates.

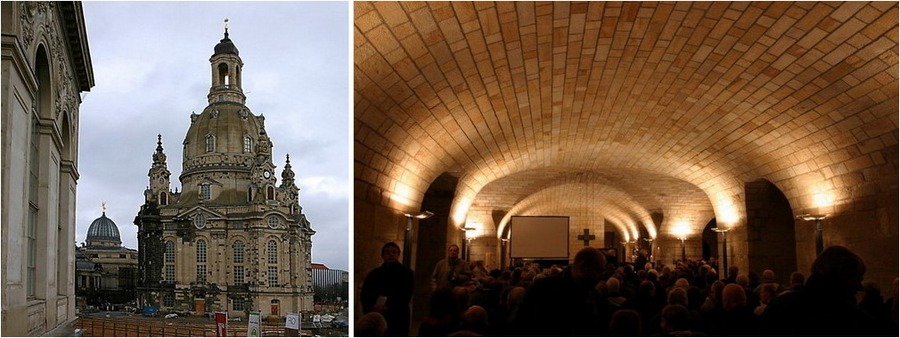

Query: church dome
[86,212,121,244]
[214,32,239,56]
[182,102,265,173]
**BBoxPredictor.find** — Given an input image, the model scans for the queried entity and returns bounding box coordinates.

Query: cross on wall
[577,229,595,246]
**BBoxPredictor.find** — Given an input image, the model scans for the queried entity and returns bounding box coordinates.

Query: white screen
[510,216,569,259]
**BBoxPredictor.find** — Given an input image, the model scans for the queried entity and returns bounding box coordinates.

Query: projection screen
[510,216,569,259]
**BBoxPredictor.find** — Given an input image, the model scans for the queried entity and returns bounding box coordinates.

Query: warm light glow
[389,182,414,208]
[813,192,834,208]
[465,221,483,239]
[715,193,739,225]
[673,221,691,238]
[451,195,473,228]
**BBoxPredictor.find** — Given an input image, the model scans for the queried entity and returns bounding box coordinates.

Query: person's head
[736,274,750,288]
[674,277,690,290]
[609,309,643,336]
[722,283,747,311]
[861,279,881,300]
[638,279,656,297]
[660,304,691,332]
[811,245,866,294]
[462,305,489,329]
[355,312,387,337]
[728,266,739,278]
[572,247,606,285]
[447,244,460,260]
[595,280,609,298]
[380,242,401,263]
[762,269,775,283]
[506,286,526,310]
[758,283,777,304]
[667,287,688,307]
[789,271,805,286]
[607,277,621,294]
[709,280,725,301]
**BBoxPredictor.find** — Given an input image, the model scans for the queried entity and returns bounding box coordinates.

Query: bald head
[572,247,606,285]
[812,246,865,276]
[463,305,488,326]
[507,286,526,309]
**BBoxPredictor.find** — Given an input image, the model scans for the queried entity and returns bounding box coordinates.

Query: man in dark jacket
[762,245,896,336]
[360,242,415,336]
[511,247,613,336]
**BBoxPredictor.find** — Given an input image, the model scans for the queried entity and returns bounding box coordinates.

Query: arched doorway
[702,218,717,261]
[745,179,797,285]
[270,299,280,317]
[411,173,459,335]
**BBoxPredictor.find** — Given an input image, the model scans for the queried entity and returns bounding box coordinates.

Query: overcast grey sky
[77,1,350,271]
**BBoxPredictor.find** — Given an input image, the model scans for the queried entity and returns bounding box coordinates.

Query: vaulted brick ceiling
[354,1,899,239]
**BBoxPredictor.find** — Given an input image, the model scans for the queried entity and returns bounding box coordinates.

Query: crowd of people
[358,243,898,336]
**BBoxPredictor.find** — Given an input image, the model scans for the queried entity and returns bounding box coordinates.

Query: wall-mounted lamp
[642,238,655,262]
[403,211,434,267]
[463,227,476,261]
[796,214,826,255]
[676,237,687,262]
[711,228,730,275]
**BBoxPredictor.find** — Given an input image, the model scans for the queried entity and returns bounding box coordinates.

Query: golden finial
[101,201,107,214]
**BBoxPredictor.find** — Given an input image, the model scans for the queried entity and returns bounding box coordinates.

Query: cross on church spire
[578,228,595,247]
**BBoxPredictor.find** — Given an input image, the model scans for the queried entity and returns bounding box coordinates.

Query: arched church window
[218,63,230,86]
[27,115,40,299]
[165,241,175,263]
[268,266,278,287]
[206,134,216,152]
[27,45,52,299]
[197,239,207,263]
[165,265,175,283]
[234,265,244,285]
[266,186,275,200]
[233,240,244,263]
[267,240,278,264]
[244,136,252,153]
[200,184,211,201]
[159,192,168,205]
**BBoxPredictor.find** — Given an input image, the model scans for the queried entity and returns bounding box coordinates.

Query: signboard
[215,312,227,337]
[247,312,261,337]
[285,313,300,330]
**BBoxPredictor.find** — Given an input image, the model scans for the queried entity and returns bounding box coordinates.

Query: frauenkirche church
[134,26,316,318]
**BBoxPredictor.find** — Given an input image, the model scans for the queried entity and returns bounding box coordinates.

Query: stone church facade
[134,28,315,319]
[1,2,94,336]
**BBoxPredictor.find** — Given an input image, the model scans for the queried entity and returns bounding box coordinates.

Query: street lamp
[463,227,476,261]
[403,211,433,267]
[796,214,827,255]
[642,238,655,262]
[677,237,687,262]
[629,240,638,262]
[711,228,730,275]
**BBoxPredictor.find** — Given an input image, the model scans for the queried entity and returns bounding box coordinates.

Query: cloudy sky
[77,2,350,271]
